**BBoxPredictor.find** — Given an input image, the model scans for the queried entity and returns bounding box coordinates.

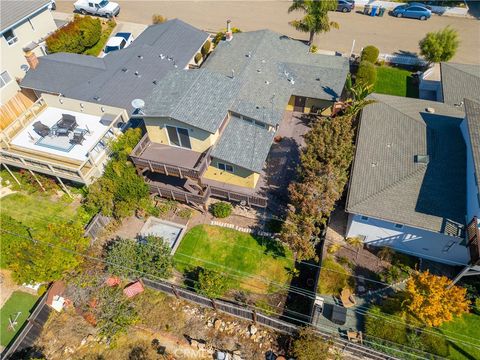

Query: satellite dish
[20,64,29,72]
[131,98,145,110]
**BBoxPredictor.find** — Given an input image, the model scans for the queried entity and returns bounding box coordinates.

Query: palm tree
[346,236,363,261]
[343,73,375,116]
[288,0,339,45]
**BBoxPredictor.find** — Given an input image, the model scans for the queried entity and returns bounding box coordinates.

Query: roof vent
[386,143,392,148]
[137,55,143,59]
[159,54,165,59]
[265,80,270,85]
[371,162,378,167]
[316,77,321,81]
[415,155,429,164]
[246,51,252,58]
[134,71,140,77]
[425,107,435,113]
[289,78,295,85]
[261,59,266,63]
[257,69,261,73]
[122,68,128,72]
[93,96,101,101]
[153,80,158,85]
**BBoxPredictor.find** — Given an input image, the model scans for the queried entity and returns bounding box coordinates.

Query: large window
[217,162,234,173]
[3,29,18,45]
[166,125,192,149]
[0,71,12,88]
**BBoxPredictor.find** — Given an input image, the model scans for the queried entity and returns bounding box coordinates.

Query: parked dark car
[337,0,355,12]
[392,4,432,20]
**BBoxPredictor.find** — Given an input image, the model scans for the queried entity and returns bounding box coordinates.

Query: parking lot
[55,0,480,64]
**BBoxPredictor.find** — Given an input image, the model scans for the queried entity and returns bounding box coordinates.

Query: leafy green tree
[292,327,334,360]
[2,217,88,284]
[106,236,172,280]
[194,268,232,298]
[210,201,232,218]
[94,286,138,341]
[419,26,459,64]
[288,0,339,45]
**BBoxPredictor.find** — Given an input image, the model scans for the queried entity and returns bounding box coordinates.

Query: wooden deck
[130,134,210,180]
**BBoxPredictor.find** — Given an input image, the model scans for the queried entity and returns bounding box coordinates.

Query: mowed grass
[173,225,294,294]
[0,291,39,346]
[1,192,83,234]
[374,66,419,98]
[317,256,353,296]
[439,313,480,360]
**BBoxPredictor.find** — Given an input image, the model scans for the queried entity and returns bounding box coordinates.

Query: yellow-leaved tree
[404,270,470,327]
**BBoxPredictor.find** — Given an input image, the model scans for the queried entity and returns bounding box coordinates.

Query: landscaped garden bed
[173,224,295,295]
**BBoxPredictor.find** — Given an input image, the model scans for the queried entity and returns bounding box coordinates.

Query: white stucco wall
[0,7,56,104]
[346,213,469,266]
[460,119,480,222]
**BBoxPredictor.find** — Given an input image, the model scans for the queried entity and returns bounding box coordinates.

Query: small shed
[46,281,66,312]
[123,280,144,298]
[331,305,347,325]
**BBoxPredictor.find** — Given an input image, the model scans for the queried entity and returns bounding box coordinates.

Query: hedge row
[46,15,102,54]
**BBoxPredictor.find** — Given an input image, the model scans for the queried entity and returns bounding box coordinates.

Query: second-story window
[218,162,234,173]
[3,29,18,45]
[0,71,12,88]
[166,125,192,149]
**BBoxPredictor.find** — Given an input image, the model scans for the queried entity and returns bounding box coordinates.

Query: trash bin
[378,6,386,17]
[370,6,378,16]
[363,4,371,15]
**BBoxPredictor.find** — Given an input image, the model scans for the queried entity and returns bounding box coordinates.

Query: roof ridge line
[348,164,426,210]
[443,62,480,76]
[43,55,106,70]
[372,94,429,127]
[171,70,206,122]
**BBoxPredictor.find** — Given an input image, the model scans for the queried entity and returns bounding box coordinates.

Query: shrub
[309,45,318,53]
[194,52,202,64]
[365,306,408,345]
[178,208,193,220]
[77,15,101,48]
[152,14,167,24]
[194,268,232,298]
[201,40,211,56]
[356,61,377,87]
[213,27,242,46]
[210,202,232,218]
[361,45,380,64]
[419,26,459,63]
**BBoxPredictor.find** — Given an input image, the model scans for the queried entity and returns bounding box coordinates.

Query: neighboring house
[345,94,470,266]
[0,93,127,186]
[20,19,210,115]
[419,62,480,105]
[130,29,349,208]
[0,0,57,105]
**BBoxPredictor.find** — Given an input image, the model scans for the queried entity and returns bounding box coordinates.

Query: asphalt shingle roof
[0,0,51,33]
[143,69,239,133]
[20,19,209,114]
[464,98,480,191]
[441,62,480,106]
[346,94,466,236]
[204,30,349,125]
[211,116,275,173]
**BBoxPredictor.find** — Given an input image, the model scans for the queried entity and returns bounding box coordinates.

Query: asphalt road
[56,1,480,64]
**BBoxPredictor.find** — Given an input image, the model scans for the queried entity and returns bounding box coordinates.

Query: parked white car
[74,0,120,18]
[103,32,134,56]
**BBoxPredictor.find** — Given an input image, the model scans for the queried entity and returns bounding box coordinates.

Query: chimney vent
[425,107,435,113]
[226,20,233,41]
[24,51,38,70]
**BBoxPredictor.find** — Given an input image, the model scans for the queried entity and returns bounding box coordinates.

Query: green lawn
[173,225,294,294]
[374,66,419,98]
[439,313,480,360]
[317,256,353,296]
[1,192,85,234]
[0,291,39,346]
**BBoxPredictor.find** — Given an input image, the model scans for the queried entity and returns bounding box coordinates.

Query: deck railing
[210,185,268,208]
[130,134,210,180]
[467,217,480,265]
[147,181,211,205]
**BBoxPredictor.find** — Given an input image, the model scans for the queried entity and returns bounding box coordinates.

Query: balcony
[130,134,210,180]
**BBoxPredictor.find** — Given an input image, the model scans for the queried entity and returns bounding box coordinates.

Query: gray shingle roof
[211,116,275,173]
[143,69,239,133]
[20,19,209,115]
[346,94,466,235]
[441,62,480,106]
[464,98,480,191]
[0,0,51,33]
[204,30,349,125]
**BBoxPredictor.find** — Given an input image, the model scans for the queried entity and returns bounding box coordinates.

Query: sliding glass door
[166,125,192,149]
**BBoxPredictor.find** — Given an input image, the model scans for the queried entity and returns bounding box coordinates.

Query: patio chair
[347,329,363,344]
[54,127,70,136]
[340,288,357,308]
[70,130,85,145]
[58,114,77,131]
[32,121,50,137]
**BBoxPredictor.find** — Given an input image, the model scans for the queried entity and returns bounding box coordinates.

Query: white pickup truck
[74,0,120,18]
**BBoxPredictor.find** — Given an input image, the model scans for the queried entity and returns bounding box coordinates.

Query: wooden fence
[84,213,111,242]
[142,278,399,360]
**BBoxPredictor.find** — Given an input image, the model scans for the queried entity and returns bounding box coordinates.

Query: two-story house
[129,29,349,208]
[1,0,56,107]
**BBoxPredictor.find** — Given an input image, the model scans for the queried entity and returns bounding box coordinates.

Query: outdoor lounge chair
[32,121,50,137]
[70,130,85,145]
[58,114,77,131]
[340,288,356,308]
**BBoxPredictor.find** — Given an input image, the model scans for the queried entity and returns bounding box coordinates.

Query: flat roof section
[10,107,115,162]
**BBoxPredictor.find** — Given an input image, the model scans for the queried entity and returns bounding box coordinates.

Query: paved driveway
[55,0,480,64]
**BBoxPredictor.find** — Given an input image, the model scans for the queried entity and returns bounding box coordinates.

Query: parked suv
[337,0,355,12]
